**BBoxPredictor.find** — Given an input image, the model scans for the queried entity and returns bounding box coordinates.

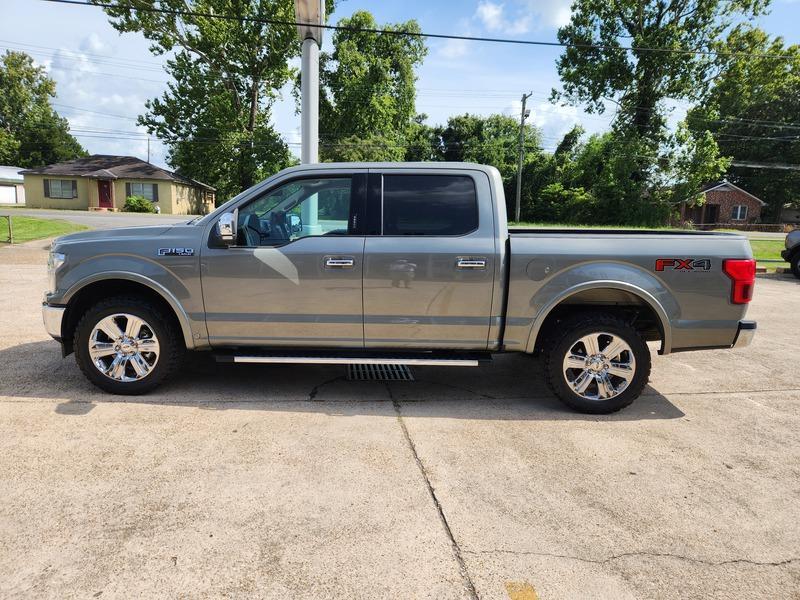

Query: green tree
[0,51,85,167]
[554,0,767,139]
[687,26,800,220]
[318,10,426,160]
[97,0,313,202]
[323,133,405,162]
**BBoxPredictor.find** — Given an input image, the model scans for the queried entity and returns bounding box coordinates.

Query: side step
[214,350,490,367]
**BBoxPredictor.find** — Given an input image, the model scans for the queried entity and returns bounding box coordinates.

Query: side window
[732,205,748,220]
[236,177,353,247]
[382,175,478,236]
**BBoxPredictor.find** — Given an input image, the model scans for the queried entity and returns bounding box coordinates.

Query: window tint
[382,175,478,236]
[236,177,353,246]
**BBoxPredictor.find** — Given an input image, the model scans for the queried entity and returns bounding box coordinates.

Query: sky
[2,0,799,176]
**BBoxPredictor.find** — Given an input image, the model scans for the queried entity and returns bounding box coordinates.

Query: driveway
[0,244,798,599]
[2,208,194,229]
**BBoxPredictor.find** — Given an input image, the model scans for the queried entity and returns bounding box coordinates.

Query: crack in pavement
[387,382,480,600]
[307,376,347,401]
[463,548,799,568]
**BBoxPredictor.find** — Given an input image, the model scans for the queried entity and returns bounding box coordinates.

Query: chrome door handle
[325,256,355,268]
[456,257,487,270]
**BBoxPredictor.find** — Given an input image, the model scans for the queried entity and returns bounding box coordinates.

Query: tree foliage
[317,10,426,161]
[554,0,768,139]
[97,0,314,202]
[0,51,86,167]
[688,26,800,219]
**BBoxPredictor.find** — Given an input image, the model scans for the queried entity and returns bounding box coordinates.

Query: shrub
[123,195,156,213]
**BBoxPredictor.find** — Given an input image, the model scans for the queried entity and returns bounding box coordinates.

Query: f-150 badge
[655,258,711,271]
[158,247,194,256]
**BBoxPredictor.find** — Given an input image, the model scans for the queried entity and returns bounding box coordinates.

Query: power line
[39,0,799,61]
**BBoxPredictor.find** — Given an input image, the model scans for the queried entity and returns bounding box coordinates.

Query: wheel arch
[61,272,195,354]
[525,280,673,355]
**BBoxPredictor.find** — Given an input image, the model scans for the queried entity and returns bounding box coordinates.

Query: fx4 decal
[158,247,194,257]
[655,258,712,272]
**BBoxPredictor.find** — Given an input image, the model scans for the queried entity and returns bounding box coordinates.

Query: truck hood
[52,225,176,250]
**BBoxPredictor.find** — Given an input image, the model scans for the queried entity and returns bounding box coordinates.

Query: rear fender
[523,262,677,354]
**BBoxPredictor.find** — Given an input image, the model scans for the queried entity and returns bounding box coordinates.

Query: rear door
[362,169,497,349]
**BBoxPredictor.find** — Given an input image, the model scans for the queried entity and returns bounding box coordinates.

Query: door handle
[325,256,355,269]
[456,257,487,270]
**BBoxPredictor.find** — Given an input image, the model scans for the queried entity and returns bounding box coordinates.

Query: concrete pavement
[0,243,798,599]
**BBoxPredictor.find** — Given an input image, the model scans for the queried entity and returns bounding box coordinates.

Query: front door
[201,173,367,348]
[98,180,112,208]
[362,171,496,350]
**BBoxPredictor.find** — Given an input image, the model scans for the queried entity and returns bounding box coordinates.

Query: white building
[0,166,25,205]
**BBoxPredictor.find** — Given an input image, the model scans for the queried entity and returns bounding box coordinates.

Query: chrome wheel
[562,332,635,401]
[88,313,160,382]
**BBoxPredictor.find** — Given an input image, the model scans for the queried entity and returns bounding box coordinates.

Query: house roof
[700,180,766,206]
[20,155,215,191]
[0,166,24,184]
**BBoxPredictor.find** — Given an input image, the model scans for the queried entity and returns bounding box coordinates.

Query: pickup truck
[42,162,757,413]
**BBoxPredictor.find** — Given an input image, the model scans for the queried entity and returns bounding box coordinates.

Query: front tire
[74,296,184,395]
[544,312,651,414]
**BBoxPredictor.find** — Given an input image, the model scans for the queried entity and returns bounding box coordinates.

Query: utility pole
[146,137,150,163]
[295,0,325,234]
[515,92,532,223]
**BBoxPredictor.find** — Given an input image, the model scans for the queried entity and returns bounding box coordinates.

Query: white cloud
[80,33,106,53]
[475,1,532,35]
[439,38,470,59]
[475,0,573,34]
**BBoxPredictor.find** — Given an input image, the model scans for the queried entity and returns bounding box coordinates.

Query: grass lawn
[0,216,87,244]
[750,239,789,272]
[509,221,678,230]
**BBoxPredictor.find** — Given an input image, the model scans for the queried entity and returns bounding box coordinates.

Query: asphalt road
[2,208,194,229]
[1,242,798,599]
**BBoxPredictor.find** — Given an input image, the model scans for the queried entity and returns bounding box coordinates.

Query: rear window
[382,175,478,236]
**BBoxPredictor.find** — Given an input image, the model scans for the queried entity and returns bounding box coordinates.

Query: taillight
[723,259,756,304]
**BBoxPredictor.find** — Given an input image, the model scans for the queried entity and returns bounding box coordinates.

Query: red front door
[98,180,112,208]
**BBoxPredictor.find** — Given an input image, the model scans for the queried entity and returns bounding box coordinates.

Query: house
[680,180,766,226]
[0,166,25,205]
[21,155,215,215]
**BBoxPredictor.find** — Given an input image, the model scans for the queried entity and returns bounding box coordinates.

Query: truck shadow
[0,341,685,422]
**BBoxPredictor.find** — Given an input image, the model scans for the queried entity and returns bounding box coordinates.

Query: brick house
[680,180,766,226]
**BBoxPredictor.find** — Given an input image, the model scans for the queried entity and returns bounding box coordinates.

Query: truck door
[201,172,367,348]
[362,170,497,350]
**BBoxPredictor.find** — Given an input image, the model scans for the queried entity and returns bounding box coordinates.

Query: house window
[44,179,77,199]
[127,182,158,202]
[732,205,748,220]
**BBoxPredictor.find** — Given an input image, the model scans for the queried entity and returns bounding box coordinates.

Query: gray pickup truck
[42,162,757,413]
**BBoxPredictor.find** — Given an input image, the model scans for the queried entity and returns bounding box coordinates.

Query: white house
[0,166,25,205]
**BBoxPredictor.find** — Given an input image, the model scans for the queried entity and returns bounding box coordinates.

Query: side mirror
[289,213,302,234]
[216,211,237,246]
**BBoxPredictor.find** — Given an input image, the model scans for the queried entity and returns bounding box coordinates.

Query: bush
[123,195,156,213]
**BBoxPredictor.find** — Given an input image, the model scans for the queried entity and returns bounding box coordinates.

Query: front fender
[59,264,198,350]
[522,261,677,354]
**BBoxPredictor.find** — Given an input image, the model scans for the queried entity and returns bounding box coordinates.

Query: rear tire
[74,296,184,395]
[791,252,800,279]
[543,312,651,414]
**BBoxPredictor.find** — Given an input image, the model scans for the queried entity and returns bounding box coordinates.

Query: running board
[214,350,489,367]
